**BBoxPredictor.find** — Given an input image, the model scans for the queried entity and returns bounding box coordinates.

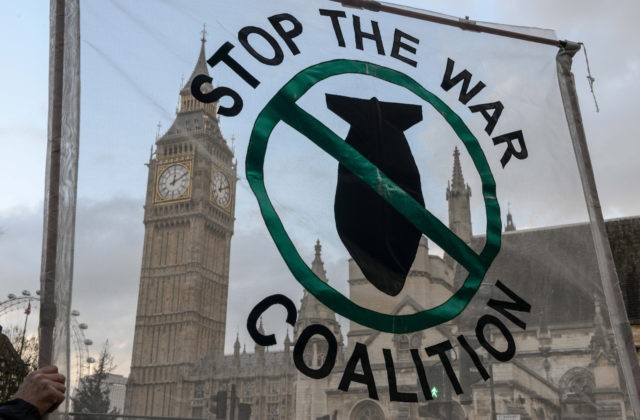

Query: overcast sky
[1,0,638,381]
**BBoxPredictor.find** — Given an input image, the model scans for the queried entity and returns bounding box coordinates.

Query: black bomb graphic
[244,59,502,334]
[327,94,424,296]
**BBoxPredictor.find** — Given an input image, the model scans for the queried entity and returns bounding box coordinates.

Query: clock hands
[170,171,188,186]
[158,164,191,201]
[211,173,230,207]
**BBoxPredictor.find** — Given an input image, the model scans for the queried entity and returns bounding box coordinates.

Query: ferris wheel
[0,290,95,390]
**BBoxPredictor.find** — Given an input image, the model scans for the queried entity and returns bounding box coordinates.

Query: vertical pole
[489,363,497,420]
[40,0,65,371]
[40,0,80,417]
[557,41,640,417]
[18,301,30,358]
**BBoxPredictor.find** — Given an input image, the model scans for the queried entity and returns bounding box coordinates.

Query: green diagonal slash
[246,59,501,333]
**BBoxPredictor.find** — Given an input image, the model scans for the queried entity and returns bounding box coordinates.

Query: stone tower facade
[124,37,236,417]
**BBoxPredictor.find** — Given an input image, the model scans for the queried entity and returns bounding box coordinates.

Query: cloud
[0,206,44,292]
[70,198,145,374]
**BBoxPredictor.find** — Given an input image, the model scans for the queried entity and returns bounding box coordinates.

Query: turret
[255,319,265,363]
[446,147,472,243]
[294,241,343,420]
[295,240,344,365]
[284,329,292,361]
[234,333,241,356]
[505,204,516,232]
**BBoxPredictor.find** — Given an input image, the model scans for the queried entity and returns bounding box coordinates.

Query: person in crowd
[0,365,66,420]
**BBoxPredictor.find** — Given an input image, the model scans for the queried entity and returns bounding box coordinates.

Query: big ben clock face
[211,171,231,208]
[157,163,191,201]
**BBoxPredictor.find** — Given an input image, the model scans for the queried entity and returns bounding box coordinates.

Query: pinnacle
[311,239,328,283]
[451,146,466,191]
[180,35,211,97]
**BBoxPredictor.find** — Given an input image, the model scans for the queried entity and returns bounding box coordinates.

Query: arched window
[350,400,384,420]
[559,367,595,397]
[559,368,596,418]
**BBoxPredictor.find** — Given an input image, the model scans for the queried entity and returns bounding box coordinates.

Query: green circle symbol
[246,59,501,333]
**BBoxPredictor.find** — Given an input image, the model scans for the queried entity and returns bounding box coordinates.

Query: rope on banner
[333,0,563,47]
[579,42,600,113]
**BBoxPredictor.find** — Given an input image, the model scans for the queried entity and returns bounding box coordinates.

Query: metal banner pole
[557,41,640,418]
[40,0,80,417]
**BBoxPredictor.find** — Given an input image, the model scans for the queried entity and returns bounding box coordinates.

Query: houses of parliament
[123,38,640,419]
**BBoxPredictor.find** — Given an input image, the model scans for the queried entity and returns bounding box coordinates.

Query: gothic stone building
[180,218,639,420]
[125,40,639,419]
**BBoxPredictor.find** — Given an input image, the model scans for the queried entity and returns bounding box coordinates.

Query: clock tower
[124,35,236,418]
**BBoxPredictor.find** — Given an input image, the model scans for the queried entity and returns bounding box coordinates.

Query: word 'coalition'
[248,281,531,401]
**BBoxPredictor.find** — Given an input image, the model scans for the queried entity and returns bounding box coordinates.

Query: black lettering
[353,16,385,55]
[487,280,531,329]
[425,340,463,395]
[338,343,378,400]
[319,9,347,47]
[268,13,303,55]
[492,130,528,167]
[246,294,297,346]
[457,335,490,381]
[390,29,419,67]
[383,349,418,402]
[191,75,243,117]
[293,324,337,379]
[441,58,486,105]
[410,349,433,400]
[469,101,504,135]
[238,26,284,66]
[476,314,516,362]
[208,41,260,88]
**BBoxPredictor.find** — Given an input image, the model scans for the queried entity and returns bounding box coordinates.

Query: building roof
[606,217,640,323]
[455,216,640,328]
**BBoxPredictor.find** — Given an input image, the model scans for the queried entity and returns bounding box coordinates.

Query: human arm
[0,366,66,419]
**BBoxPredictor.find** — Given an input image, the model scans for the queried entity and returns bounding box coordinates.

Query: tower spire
[180,35,210,96]
[255,318,266,357]
[505,202,516,232]
[311,239,328,282]
[177,30,216,115]
[296,240,343,345]
[233,332,241,357]
[446,147,472,243]
[451,146,466,191]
